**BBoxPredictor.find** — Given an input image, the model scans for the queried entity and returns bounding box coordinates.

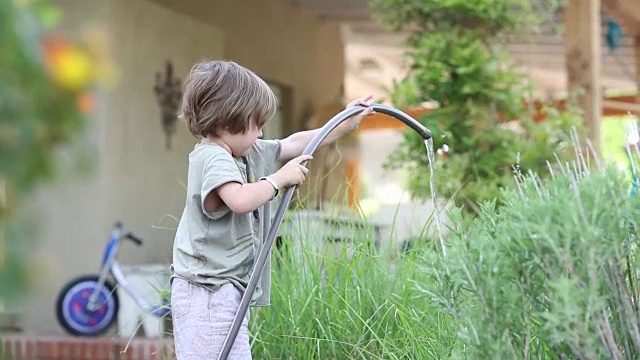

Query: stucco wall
[21,0,344,335]
[102,0,225,267]
[149,0,346,134]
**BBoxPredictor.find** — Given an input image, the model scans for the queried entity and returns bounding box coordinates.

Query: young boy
[170,60,373,359]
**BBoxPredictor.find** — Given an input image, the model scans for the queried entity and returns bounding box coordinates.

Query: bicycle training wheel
[55,275,119,336]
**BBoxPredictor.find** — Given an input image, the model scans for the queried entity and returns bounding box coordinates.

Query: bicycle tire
[55,275,119,336]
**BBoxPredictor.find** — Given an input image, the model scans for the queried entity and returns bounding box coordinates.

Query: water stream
[425,138,447,256]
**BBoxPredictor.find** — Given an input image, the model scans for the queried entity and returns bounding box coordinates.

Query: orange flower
[77,92,95,114]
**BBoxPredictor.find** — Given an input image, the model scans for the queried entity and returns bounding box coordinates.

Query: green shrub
[1,0,102,303]
[417,163,640,359]
[370,0,577,214]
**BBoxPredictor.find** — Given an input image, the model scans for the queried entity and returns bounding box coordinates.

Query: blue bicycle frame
[88,223,170,317]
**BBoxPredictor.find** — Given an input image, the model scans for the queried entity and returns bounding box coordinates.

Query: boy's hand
[271,155,313,188]
[344,95,375,130]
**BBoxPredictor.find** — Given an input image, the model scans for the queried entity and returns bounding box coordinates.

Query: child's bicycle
[55,222,171,336]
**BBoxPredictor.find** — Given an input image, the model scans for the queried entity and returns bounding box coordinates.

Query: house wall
[150,0,346,133]
[23,0,345,335]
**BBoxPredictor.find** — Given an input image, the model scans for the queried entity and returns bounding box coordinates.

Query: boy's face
[219,124,263,157]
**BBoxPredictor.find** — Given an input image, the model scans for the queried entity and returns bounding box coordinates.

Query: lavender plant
[417,159,640,359]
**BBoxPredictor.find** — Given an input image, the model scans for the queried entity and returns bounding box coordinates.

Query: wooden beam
[602,0,640,36]
[603,99,640,113]
[565,0,602,151]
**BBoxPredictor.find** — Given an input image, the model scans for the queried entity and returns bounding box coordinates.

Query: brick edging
[0,335,174,360]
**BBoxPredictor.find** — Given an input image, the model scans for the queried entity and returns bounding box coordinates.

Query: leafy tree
[371,0,578,213]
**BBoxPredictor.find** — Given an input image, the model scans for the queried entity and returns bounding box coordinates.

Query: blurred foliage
[371,0,580,214]
[0,0,110,304]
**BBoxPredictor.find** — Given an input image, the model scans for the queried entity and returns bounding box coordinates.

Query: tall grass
[251,216,457,359]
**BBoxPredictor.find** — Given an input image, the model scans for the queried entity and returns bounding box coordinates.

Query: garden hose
[218,103,432,360]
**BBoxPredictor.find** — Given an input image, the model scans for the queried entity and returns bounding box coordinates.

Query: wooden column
[636,35,640,110]
[565,0,602,151]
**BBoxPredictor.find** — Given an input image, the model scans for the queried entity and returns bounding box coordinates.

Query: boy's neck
[206,135,232,155]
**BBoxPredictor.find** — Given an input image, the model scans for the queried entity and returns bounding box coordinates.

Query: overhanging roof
[275,0,372,20]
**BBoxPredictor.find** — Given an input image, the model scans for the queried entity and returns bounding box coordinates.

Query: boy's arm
[278,95,374,162]
[208,181,279,215]
[205,154,312,215]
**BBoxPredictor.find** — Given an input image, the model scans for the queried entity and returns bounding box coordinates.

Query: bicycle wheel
[56,275,119,336]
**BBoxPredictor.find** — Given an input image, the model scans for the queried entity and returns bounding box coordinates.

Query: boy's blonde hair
[180,60,278,137]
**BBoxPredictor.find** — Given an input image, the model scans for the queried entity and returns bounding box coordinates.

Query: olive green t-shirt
[171,138,281,306]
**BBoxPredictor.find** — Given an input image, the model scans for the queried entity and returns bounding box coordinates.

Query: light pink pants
[171,278,251,360]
